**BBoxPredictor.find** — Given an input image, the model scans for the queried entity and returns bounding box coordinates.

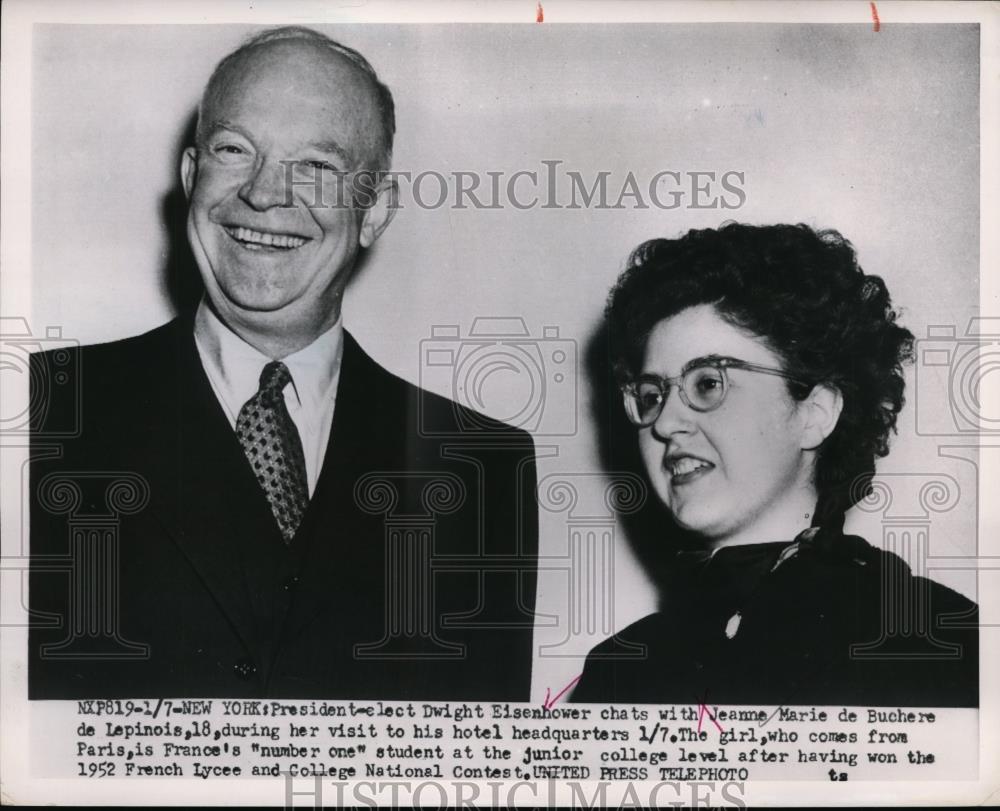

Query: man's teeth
[668,458,710,477]
[229,227,306,249]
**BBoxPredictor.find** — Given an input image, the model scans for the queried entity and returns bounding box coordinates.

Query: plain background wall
[31,23,980,699]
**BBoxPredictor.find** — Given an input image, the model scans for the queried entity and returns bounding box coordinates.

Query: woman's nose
[650,385,695,441]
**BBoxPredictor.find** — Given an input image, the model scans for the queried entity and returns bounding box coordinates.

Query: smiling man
[29,27,538,700]
[183,32,397,361]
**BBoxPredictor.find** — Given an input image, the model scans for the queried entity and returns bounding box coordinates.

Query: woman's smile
[663,452,715,485]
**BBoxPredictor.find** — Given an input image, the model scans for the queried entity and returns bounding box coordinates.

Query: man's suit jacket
[29,315,538,699]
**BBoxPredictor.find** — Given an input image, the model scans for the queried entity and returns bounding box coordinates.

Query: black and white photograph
[1,0,996,806]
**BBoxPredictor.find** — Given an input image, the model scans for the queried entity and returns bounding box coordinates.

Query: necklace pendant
[724,611,742,639]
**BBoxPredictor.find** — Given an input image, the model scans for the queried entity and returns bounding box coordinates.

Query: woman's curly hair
[606,222,915,527]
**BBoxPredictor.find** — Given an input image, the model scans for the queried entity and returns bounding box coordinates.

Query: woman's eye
[637,389,662,408]
[693,372,723,393]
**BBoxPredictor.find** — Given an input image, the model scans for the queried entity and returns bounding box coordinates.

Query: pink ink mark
[870,2,881,32]
[543,674,581,709]
[536,2,544,23]
[696,693,725,735]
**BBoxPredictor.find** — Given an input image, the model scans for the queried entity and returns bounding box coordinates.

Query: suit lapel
[139,317,279,653]
[276,331,403,645]
[139,324,409,662]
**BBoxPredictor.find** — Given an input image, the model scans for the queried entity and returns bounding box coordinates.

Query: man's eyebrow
[199,124,356,165]
[304,140,352,165]
[202,120,253,142]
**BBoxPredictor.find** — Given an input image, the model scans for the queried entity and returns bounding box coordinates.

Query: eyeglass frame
[620,354,811,426]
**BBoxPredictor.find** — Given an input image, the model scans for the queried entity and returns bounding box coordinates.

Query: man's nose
[237,159,293,211]
[650,385,695,441]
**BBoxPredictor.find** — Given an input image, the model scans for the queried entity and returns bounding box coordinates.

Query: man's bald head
[196,26,395,171]
[181,26,400,358]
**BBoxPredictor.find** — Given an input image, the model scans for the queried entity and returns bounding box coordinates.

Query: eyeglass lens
[626,365,727,424]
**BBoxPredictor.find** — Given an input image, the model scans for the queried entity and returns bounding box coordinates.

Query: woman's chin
[669,508,721,540]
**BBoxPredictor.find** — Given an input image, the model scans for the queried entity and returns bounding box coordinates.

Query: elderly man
[30,27,538,699]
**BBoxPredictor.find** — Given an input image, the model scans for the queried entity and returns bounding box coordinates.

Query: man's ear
[359,174,398,249]
[800,382,844,450]
[180,147,198,200]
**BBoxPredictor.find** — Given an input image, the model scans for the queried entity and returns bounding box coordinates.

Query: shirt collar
[193,298,343,418]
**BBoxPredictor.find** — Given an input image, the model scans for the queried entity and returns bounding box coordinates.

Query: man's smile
[223,225,310,251]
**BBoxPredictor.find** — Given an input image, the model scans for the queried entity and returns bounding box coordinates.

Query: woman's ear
[800,382,844,450]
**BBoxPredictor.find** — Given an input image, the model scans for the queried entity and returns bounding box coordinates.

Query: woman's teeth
[668,458,710,477]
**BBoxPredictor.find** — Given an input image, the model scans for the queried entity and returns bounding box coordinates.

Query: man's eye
[302,160,339,172]
[212,144,250,161]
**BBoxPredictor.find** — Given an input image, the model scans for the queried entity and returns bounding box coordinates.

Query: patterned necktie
[235,361,309,543]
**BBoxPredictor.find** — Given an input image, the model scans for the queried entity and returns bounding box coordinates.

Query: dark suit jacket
[29,315,538,699]
[571,532,978,707]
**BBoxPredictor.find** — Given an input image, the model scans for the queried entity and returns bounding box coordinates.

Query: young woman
[571,223,977,707]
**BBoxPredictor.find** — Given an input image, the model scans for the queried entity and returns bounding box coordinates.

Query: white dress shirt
[193,299,343,496]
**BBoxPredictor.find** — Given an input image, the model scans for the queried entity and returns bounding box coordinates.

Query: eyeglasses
[621,355,807,427]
